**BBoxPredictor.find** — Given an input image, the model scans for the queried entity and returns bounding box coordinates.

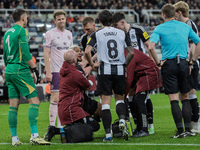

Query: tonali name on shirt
[109,59,119,62]
[104,32,117,36]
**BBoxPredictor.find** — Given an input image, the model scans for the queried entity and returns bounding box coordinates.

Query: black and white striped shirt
[87,27,131,75]
[186,19,198,54]
[128,24,150,53]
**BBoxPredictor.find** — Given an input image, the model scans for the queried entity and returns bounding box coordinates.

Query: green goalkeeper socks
[8,107,18,136]
[28,104,39,134]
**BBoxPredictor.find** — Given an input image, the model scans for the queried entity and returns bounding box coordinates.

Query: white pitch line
[1,143,200,146]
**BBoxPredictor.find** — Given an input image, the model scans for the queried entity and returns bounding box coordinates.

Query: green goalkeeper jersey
[3,24,32,74]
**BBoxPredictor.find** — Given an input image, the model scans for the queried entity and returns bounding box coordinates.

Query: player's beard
[57,23,65,31]
[23,22,27,28]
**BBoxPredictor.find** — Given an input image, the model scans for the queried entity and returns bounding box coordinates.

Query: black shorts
[98,74,126,95]
[190,61,199,89]
[161,59,190,94]
[83,93,98,115]
[95,75,101,96]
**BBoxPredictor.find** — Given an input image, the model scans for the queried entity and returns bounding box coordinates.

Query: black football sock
[170,100,184,133]
[190,98,199,122]
[129,98,138,128]
[135,92,148,132]
[182,99,192,132]
[102,109,112,134]
[124,98,130,120]
[116,101,126,120]
[146,98,153,124]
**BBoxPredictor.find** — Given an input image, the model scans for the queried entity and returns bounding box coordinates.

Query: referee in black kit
[149,4,200,138]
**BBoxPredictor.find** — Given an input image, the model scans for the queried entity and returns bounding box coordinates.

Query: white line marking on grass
[1,143,200,146]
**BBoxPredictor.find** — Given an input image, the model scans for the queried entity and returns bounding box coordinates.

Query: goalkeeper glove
[31,67,41,84]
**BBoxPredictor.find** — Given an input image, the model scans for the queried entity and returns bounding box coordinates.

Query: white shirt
[43,27,73,72]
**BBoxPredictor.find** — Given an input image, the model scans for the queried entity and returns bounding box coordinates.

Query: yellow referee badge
[143,31,149,40]
[87,37,91,44]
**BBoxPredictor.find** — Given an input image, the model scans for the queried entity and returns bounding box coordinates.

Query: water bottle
[125,120,133,137]
[60,128,67,143]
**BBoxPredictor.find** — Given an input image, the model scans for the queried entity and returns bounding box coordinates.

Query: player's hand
[189,65,192,75]
[157,60,166,70]
[160,60,166,67]
[92,62,100,72]
[84,66,92,77]
[31,68,41,84]
[79,60,88,68]
[46,72,52,82]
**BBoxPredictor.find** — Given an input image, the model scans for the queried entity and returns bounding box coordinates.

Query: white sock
[12,136,19,142]
[193,122,198,130]
[49,101,58,126]
[119,119,125,124]
[57,116,63,128]
[31,133,39,139]
[198,120,200,130]
[106,133,112,138]
[149,123,154,129]
[128,96,133,102]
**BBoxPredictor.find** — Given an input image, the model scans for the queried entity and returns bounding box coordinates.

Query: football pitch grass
[1,93,200,150]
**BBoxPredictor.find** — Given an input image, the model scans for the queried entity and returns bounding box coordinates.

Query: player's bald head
[64,50,76,63]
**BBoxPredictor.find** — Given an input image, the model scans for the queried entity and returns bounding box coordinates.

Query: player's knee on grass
[86,117,100,132]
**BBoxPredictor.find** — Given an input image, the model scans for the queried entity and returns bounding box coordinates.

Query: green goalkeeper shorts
[5,73,38,99]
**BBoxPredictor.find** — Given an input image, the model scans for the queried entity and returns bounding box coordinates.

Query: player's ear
[121,20,125,25]
[21,15,25,22]
[54,18,57,24]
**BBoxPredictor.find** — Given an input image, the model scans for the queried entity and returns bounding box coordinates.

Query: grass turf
[1,92,200,150]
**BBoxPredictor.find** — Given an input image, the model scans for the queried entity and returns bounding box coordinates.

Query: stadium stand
[0,0,200,88]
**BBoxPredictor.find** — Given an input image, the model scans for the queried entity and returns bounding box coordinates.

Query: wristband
[157,61,161,67]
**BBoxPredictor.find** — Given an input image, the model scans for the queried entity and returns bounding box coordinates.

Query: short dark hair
[112,12,125,24]
[82,17,95,26]
[98,10,112,26]
[12,9,26,22]
[161,4,175,19]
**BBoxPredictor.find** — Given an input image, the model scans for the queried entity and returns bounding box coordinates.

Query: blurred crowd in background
[1,0,200,91]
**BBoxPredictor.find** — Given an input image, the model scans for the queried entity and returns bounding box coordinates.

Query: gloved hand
[31,67,41,84]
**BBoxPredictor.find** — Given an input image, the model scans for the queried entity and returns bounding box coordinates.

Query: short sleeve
[43,31,52,48]
[150,27,160,44]
[125,32,132,47]
[189,27,200,45]
[137,27,150,42]
[87,32,96,47]
[69,31,73,47]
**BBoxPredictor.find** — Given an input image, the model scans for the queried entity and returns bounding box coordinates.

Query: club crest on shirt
[131,34,136,39]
